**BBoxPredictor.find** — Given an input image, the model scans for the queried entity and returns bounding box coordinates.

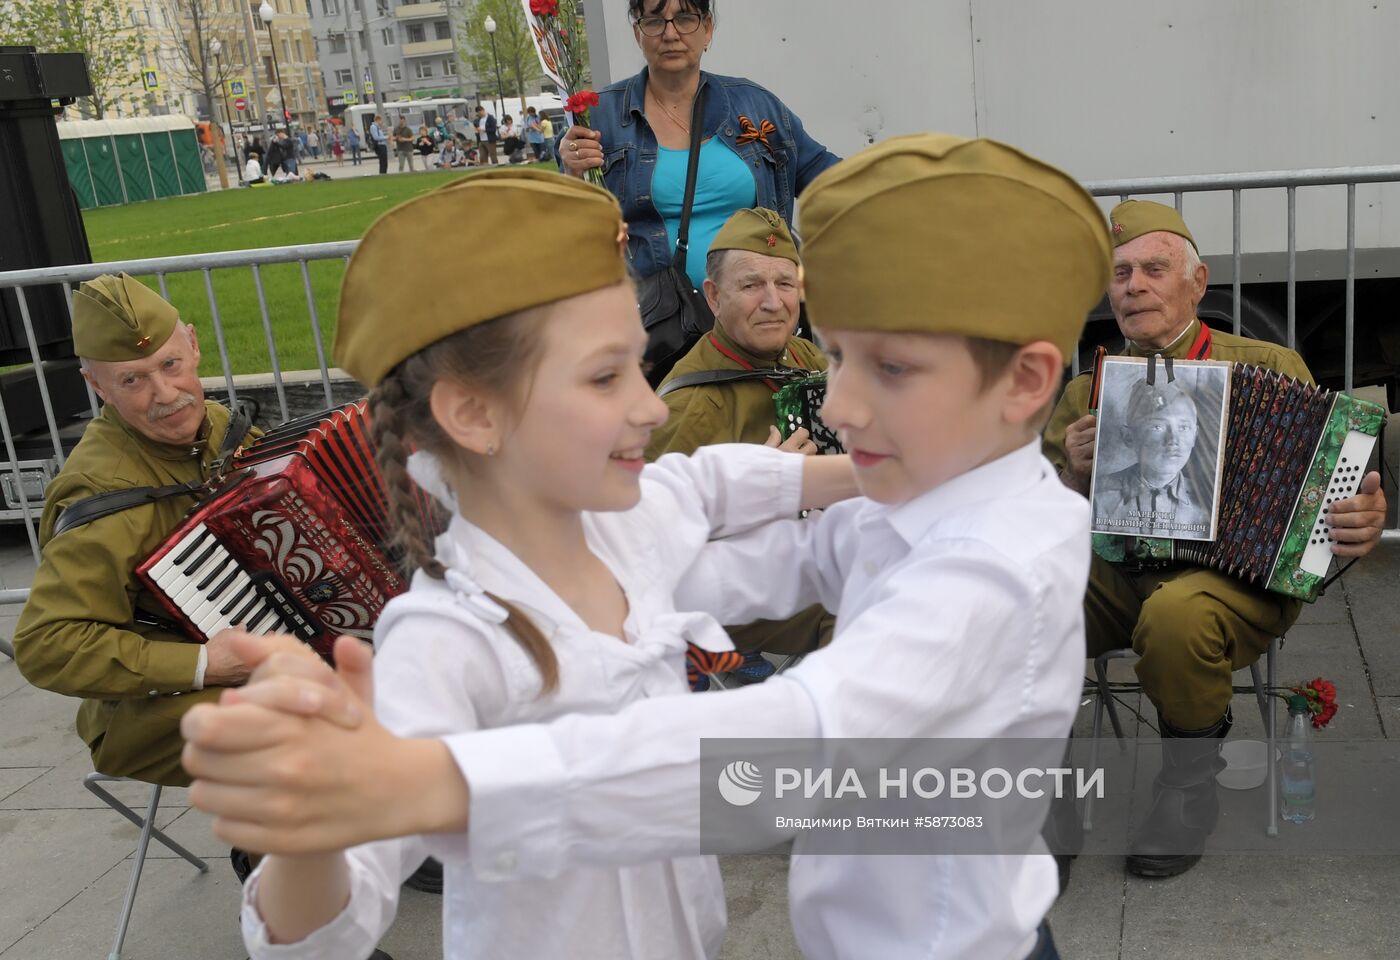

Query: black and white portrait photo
[1090,357,1230,541]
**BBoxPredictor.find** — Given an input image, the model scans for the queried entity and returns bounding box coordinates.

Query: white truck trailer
[580,0,1400,398]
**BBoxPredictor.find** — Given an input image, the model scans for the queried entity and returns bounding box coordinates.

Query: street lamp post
[484,15,505,124]
[210,39,243,184]
[258,1,291,132]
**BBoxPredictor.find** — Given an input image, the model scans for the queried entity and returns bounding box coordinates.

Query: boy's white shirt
[440,439,1091,960]
[240,443,805,960]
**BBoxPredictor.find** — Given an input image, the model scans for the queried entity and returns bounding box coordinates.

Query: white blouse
[240,443,805,960]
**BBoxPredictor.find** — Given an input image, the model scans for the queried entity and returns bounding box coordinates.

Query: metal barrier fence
[0,240,356,567]
[1082,163,1400,388]
[0,164,1397,620]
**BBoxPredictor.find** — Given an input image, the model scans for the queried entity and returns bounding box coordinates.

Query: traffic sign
[233,96,247,112]
[142,69,160,91]
[343,89,358,104]
[227,78,247,97]
[364,80,375,96]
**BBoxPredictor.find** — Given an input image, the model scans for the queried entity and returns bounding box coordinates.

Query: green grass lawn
[80,165,546,377]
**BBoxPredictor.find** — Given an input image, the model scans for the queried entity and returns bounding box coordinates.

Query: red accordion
[135,402,412,660]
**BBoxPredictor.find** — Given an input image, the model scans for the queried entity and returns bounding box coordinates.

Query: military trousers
[81,687,224,787]
[1084,556,1302,731]
[727,604,834,658]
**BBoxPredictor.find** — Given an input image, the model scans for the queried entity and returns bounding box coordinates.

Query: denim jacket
[570,68,841,279]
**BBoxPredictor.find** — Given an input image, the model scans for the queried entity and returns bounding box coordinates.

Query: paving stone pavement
[2,475,1397,958]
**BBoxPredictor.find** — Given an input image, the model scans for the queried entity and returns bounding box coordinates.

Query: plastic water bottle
[1280,695,1316,824]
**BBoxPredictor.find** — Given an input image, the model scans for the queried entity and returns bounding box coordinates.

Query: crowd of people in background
[230,104,558,185]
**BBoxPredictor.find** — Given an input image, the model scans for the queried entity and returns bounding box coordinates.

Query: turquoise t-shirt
[653,139,757,292]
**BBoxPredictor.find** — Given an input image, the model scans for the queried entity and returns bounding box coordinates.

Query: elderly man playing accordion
[647,207,833,684]
[1043,201,1389,879]
[15,274,258,787]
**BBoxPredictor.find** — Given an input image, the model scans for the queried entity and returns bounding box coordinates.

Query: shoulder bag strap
[671,83,709,278]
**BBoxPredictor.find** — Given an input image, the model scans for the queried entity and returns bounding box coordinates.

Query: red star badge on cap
[766,234,777,248]
[1112,222,1123,235]
[136,335,152,350]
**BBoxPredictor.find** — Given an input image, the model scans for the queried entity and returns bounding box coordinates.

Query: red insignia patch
[136,335,152,350]
[1112,222,1123,235]
[767,234,777,248]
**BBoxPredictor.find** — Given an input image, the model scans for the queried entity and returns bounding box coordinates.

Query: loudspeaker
[0,48,93,365]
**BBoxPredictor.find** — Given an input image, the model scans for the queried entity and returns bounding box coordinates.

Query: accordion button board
[1297,431,1375,577]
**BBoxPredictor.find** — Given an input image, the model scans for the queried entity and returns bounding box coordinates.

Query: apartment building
[308,0,477,113]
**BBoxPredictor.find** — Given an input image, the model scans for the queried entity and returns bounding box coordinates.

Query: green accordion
[774,373,844,454]
[1093,363,1385,602]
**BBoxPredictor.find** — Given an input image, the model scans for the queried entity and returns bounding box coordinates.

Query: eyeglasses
[634,13,705,37]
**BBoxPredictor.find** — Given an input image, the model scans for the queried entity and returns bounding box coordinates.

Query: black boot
[1127,708,1232,879]
[404,856,443,894]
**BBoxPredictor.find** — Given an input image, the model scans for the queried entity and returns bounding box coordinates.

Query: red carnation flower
[529,0,559,16]
[1292,676,1340,728]
[565,90,600,114]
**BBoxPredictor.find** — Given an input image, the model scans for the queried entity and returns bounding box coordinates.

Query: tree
[162,0,247,186]
[0,0,146,119]
[457,0,543,113]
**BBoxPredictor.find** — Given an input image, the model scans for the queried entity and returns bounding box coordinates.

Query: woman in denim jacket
[559,0,840,291]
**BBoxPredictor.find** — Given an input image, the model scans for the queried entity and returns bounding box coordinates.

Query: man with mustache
[14,274,259,789]
[1043,201,1388,880]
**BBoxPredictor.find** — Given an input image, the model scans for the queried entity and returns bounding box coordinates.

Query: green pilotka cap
[336,168,629,387]
[71,273,180,362]
[798,133,1112,361]
[1110,199,1198,251]
[708,207,800,266]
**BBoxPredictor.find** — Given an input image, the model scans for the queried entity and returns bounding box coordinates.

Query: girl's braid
[369,369,446,580]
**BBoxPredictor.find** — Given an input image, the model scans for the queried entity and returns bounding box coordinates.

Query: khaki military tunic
[1043,319,1314,730]
[648,324,832,657]
[15,401,254,785]
[647,324,828,459]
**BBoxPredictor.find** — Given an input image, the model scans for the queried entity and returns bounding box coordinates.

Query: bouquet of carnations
[521,0,604,186]
[1283,676,1339,728]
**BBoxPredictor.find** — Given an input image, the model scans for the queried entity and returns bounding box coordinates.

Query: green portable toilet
[139,117,180,198]
[113,125,155,202]
[59,136,95,208]
[55,115,208,209]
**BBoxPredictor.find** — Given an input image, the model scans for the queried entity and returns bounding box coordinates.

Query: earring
[485,443,497,456]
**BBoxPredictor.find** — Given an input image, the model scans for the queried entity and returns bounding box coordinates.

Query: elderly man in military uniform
[14,274,257,787]
[1044,201,1389,878]
[648,208,832,683]
[1092,376,1211,538]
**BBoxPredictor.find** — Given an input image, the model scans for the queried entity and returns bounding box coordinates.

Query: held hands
[181,634,465,855]
[1060,414,1097,495]
[1329,471,1388,558]
[560,125,603,178]
[765,425,817,455]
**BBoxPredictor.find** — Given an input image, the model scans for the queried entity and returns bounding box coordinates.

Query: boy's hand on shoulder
[1061,413,1097,495]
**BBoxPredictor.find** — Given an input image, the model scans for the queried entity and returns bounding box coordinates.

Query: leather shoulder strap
[657,367,805,398]
[51,481,206,539]
[52,405,256,538]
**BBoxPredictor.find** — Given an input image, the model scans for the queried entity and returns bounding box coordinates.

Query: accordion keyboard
[145,522,311,642]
